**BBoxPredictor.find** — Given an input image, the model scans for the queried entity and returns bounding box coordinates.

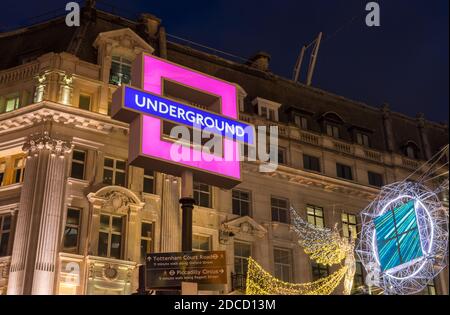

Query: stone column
[159,174,181,252]
[7,132,73,295]
[416,113,432,160]
[381,103,395,152]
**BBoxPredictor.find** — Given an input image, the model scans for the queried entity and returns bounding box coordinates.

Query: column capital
[23,131,73,157]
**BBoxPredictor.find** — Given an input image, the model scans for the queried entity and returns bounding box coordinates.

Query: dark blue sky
[2,0,448,123]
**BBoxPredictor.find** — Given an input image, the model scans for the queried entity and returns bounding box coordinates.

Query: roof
[0,6,447,157]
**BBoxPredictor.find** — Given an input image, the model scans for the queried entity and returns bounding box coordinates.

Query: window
[278,147,287,165]
[0,162,5,186]
[5,95,20,112]
[271,197,289,223]
[405,145,417,159]
[0,214,11,257]
[274,248,293,282]
[368,171,383,187]
[232,189,252,216]
[109,56,132,86]
[294,115,308,130]
[192,234,211,251]
[312,262,329,281]
[78,94,91,111]
[342,213,357,239]
[307,205,324,228]
[353,262,365,291]
[143,169,154,194]
[12,156,25,184]
[103,157,126,187]
[234,241,251,275]
[303,154,321,172]
[194,182,212,208]
[98,214,123,259]
[63,208,81,253]
[336,163,353,180]
[356,132,370,147]
[326,124,339,138]
[424,280,437,295]
[140,221,154,262]
[71,149,86,180]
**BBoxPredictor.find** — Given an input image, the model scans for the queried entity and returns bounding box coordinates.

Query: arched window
[403,141,419,159]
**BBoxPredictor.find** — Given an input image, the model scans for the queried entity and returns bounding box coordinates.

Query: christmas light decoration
[357,180,448,295]
[290,207,353,266]
[246,257,348,295]
[343,240,356,295]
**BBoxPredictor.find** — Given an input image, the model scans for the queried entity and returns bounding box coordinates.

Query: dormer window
[403,141,419,159]
[326,124,340,138]
[252,97,281,122]
[109,56,132,86]
[294,115,308,130]
[356,132,370,147]
[321,112,344,139]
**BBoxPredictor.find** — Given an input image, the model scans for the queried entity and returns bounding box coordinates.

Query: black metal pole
[180,197,195,252]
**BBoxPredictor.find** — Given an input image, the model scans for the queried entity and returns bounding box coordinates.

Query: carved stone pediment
[222,216,267,239]
[93,28,155,55]
[88,186,144,214]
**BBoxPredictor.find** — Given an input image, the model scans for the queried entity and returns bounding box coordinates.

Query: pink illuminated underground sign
[111,53,254,188]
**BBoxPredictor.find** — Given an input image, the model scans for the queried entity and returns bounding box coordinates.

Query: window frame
[336,163,353,180]
[103,157,127,187]
[12,156,26,184]
[356,132,370,147]
[98,213,124,259]
[341,212,358,239]
[193,182,212,208]
[303,154,321,173]
[109,56,132,86]
[62,207,82,253]
[143,169,155,194]
[368,171,383,187]
[325,123,340,138]
[70,149,86,180]
[294,115,308,130]
[271,196,289,224]
[140,221,154,262]
[306,204,325,228]
[232,189,252,217]
[273,247,293,282]
[5,94,20,112]
[234,241,252,276]
[78,94,92,111]
[0,213,12,257]
[192,234,212,252]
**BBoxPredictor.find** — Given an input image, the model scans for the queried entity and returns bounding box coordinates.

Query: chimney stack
[139,13,162,38]
[247,51,271,71]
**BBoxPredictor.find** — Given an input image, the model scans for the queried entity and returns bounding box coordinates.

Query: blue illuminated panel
[374,200,423,271]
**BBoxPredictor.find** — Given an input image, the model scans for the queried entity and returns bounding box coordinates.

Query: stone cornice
[0,101,129,136]
[243,161,379,200]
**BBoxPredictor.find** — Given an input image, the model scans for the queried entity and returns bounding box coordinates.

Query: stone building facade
[0,4,448,295]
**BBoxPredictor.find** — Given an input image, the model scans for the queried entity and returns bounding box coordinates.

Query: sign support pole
[180,170,196,295]
[180,169,194,252]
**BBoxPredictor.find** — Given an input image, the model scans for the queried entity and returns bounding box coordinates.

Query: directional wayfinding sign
[146,251,227,288]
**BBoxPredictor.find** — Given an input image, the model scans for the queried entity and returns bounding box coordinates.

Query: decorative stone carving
[22,131,73,157]
[103,264,119,281]
[58,74,74,105]
[33,73,48,103]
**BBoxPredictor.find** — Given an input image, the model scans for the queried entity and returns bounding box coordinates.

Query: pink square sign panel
[133,53,241,184]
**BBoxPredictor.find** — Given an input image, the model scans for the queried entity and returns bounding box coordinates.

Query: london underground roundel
[357,181,448,295]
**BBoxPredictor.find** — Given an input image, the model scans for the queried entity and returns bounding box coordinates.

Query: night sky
[1,0,448,124]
